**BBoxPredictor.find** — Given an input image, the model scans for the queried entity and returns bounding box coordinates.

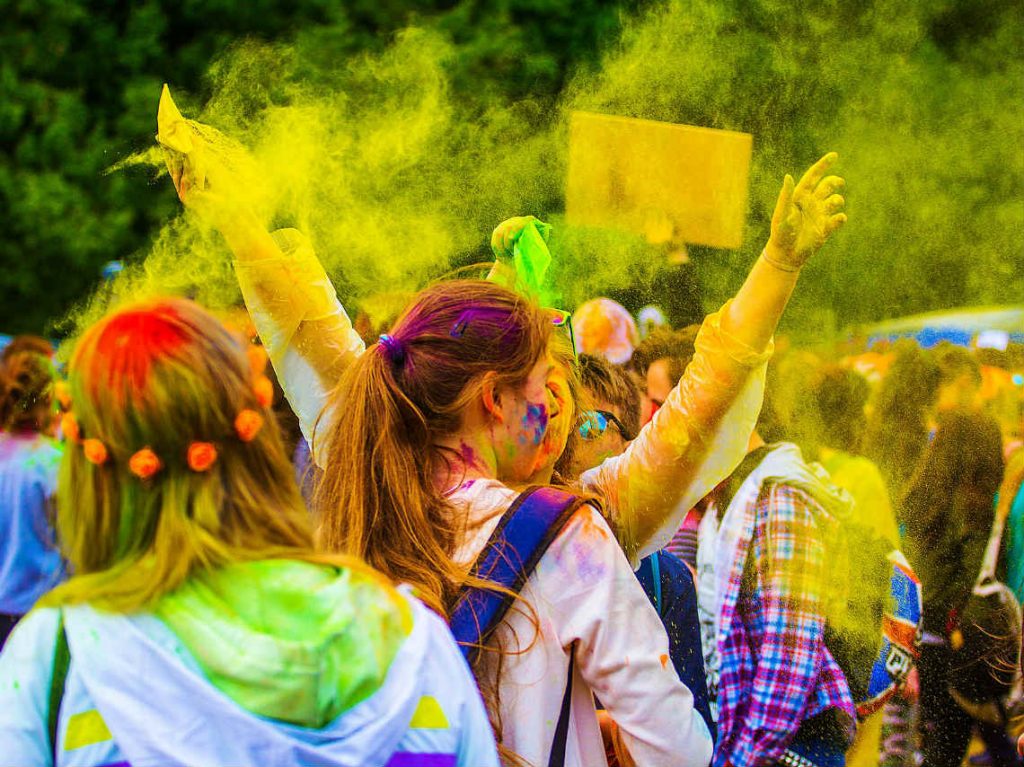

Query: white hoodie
[0,577,497,767]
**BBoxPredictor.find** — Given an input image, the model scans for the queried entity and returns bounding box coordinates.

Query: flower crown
[62,373,274,479]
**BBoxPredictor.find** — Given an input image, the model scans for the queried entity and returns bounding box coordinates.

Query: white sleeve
[418,603,500,767]
[539,506,713,767]
[233,228,364,465]
[451,651,500,767]
[581,301,771,567]
[0,609,60,767]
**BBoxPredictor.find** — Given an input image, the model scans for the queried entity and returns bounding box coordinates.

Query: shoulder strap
[548,642,576,767]
[651,552,663,615]
[450,485,588,666]
[48,612,70,764]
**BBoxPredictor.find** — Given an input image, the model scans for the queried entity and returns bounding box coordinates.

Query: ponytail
[315,342,462,615]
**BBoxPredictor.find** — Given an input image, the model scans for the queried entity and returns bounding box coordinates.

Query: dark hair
[864,341,941,503]
[578,353,642,439]
[1,351,55,432]
[934,342,982,387]
[2,334,53,363]
[757,349,823,445]
[812,365,871,454]
[629,325,699,384]
[905,410,1004,531]
[902,410,1004,623]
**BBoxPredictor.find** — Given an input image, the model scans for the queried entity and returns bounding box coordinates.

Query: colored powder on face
[522,402,549,447]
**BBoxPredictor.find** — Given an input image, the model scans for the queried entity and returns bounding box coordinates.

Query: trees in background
[1,0,1020,336]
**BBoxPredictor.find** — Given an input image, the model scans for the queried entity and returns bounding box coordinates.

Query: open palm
[767,152,847,270]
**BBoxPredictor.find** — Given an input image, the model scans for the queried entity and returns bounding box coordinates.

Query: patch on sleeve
[409,695,449,729]
[64,709,112,750]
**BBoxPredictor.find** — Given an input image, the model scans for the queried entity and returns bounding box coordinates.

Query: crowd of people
[0,140,1020,767]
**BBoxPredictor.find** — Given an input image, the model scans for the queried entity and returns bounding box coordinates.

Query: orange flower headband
[62,374,273,480]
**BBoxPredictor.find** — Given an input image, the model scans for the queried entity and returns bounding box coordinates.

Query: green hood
[155,559,411,728]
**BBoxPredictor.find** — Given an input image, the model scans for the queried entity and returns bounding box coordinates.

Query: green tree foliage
[0,0,635,335]
[1,0,1021,335]
[0,0,349,334]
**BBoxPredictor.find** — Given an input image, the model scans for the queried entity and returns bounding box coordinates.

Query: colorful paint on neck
[458,442,483,471]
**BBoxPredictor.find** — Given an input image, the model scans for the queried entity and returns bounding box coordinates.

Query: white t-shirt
[450,478,713,767]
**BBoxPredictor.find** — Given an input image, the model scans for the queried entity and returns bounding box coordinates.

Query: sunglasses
[578,409,632,442]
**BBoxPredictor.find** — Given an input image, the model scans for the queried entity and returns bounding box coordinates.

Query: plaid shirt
[714,483,855,767]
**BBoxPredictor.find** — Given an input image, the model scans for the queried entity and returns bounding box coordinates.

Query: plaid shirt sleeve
[729,484,829,767]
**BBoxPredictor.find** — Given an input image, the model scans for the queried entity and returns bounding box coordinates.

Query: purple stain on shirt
[522,403,549,446]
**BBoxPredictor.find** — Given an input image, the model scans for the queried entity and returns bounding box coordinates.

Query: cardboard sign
[565,111,753,249]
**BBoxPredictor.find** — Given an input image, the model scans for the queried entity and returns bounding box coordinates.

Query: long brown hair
[315,279,554,615]
[902,409,1004,624]
[44,297,378,612]
[864,342,941,504]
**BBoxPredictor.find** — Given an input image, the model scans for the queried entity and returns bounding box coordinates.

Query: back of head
[935,343,983,387]
[630,325,698,383]
[812,365,871,455]
[864,342,941,498]
[904,408,1004,537]
[317,279,556,615]
[51,297,312,611]
[0,350,55,433]
[2,334,54,362]
[757,350,823,446]
[934,342,983,411]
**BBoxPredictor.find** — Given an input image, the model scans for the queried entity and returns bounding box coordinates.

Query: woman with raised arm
[172,141,844,566]
[164,92,846,765]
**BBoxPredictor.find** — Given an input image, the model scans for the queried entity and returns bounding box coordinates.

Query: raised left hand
[764,152,847,271]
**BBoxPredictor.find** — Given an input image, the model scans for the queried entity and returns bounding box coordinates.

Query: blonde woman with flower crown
[0,298,498,767]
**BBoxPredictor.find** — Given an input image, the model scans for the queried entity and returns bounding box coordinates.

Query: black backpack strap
[450,485,588,666]
[548,641,576,767]
[48,611,70,764]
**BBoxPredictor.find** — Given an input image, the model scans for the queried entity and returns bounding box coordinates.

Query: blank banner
[566,111,753,250]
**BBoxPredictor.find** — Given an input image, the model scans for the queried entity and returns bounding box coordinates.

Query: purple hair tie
[378,334,406,365]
